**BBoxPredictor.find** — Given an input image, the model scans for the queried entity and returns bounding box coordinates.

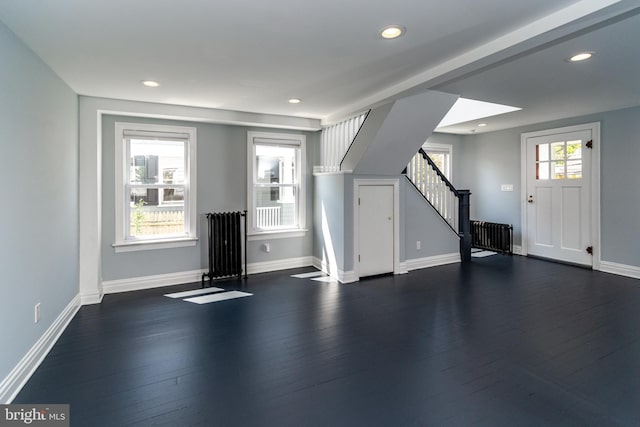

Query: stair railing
[405,148,471,261]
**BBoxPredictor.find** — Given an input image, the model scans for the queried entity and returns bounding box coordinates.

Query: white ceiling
[0,0,638,132]
[436,9,640,134]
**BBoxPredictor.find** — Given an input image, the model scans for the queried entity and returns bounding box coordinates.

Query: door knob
[528,195,534,204]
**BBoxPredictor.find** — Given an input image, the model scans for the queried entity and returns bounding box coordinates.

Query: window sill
[247,229,307,241]
[113,237,198,253]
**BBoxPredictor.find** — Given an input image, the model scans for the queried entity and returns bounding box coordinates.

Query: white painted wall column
[79,97,104,304]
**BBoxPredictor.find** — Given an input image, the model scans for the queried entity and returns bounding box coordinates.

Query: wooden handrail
[406,148,471,262]
[418,147,459,197]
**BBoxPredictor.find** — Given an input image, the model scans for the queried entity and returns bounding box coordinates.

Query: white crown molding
[0,294,81,404]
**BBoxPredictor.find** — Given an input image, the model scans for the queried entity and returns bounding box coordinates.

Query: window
[247,131,306,237]
[535,140,582,180]
[114,122,197,252]
[423,142,452,180]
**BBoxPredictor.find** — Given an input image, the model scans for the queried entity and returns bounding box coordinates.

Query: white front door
[525,129,592,265]
[358,185,394,277]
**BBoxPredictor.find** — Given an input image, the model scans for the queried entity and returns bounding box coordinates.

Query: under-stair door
[357,184,395,277]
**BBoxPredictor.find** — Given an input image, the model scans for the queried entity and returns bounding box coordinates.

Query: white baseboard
[339,270,358,284]
[312,257,357,283]
[405,252,461,271]
[80,290,103,305]
[102,256,315,295]
[103,269,205,294]
[247,256,313,275]
[313,254,461,282]
[0,294,81,404]
[398,262,409,275]
[512,245,523,255]
[599,261,640,280]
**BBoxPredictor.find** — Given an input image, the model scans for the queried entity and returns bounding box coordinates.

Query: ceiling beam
[323,0,639,125]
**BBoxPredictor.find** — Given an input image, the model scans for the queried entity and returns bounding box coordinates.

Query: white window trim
[422,142,453,180]
[247,131,306,239]
[113,122,197,252]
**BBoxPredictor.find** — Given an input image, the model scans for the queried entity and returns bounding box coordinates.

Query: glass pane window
[536,140,583,180]
[129,189,185,237]
[567,160,582,179]
[551,161,565,180]
[115,122,196,246]
[130,139,185,185]
[254,186,298,229]
[536,143,549,161]
[537,162,549,180]
[255,144,297,185]
[248,132,305,235]
[567,141,582,159]
[551,141,565,161]
[424,144,452,180]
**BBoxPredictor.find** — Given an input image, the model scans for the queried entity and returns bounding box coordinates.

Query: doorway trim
[353,178,400,280]
[520,122,601,270]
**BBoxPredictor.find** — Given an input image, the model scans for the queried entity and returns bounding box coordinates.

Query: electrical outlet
[34,303,41,323]
[416,241,421,250]
[263,243,270,253]
[501,184,514,192]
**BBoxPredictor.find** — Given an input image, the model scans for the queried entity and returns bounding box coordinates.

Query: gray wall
[456,106,640,267]
[102,115,317,281]
[403,178,460,260]
[314,171,461,275]
[313,174,345,271]
[457,129,522,236]
[0,22,79,383]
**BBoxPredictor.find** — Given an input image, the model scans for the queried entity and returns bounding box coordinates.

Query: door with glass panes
[525,129,592,265]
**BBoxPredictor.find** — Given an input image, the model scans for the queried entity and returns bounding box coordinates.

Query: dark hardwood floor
[15,256,640,426]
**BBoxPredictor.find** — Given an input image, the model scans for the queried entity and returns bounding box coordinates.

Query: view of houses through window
[114,121,196,249]
[248,131,305,235]
[254,144,298,229]
[128,139,187,237]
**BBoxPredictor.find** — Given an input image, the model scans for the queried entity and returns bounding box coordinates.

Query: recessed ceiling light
[288,98,301,104]
[380,25,405,39]
[478,123,488,127]
[568,52,594,62]
[141,80,160,87]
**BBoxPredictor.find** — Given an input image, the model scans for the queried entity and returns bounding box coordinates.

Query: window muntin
[248,132,305,235]
[115,123,197,248]
[536,140,582,180]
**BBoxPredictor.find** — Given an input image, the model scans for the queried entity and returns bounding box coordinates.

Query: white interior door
[358,185,394,277]
[525,129,592,265]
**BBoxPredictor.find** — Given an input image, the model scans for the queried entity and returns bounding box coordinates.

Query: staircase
[314,89,471,263]
[405,148,471,261]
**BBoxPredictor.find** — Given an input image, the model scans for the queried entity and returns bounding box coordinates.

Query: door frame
[520,122,601,269]
[353,178,400,280]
